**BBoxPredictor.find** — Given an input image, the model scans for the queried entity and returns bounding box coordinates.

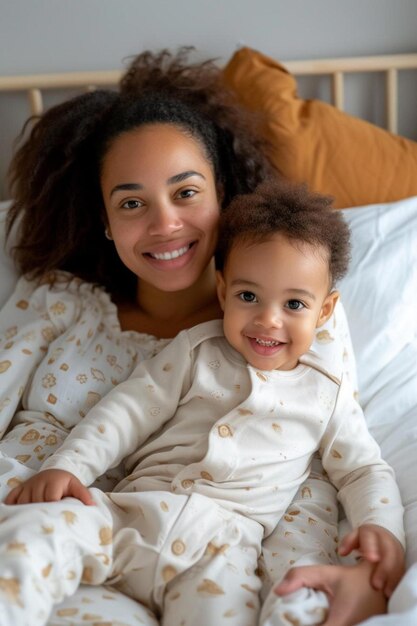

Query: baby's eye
[239,291,258,303]
[121,199,142,210]
[286,300,305,311]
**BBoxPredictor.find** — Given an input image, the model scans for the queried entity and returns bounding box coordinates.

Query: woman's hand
[4,468,95,506]
[338,524,405,598]
[274,560,387,626]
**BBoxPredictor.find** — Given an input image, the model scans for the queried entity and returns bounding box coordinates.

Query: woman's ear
[216,271,226,311]
[316,290,339,328]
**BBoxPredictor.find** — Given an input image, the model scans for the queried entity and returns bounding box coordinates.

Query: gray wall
[1,0,417,198]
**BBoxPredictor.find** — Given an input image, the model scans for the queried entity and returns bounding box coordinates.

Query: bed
[1,48,417,625]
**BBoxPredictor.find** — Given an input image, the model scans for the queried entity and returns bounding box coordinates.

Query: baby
[1,179,404,626]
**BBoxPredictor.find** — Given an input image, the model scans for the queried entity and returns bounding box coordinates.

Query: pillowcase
[338,195,417,435]
[0,200,19,308]
[222,47,417,209]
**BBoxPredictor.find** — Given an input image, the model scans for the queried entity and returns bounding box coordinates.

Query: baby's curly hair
[215,178,351,287]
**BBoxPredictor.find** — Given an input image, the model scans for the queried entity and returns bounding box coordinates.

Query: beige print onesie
[0,317,404,626]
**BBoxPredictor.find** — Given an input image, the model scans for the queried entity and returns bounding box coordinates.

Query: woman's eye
[286,300,304,310]
[239,291,257,303]
[178,189,196,199]
[121,199,142,210]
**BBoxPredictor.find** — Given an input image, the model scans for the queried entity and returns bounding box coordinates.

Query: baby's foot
[261,587,329,626]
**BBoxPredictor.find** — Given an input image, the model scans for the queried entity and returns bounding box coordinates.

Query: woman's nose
[147,203,183,236]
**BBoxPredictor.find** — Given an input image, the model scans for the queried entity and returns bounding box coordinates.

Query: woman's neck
[118,261,223,338]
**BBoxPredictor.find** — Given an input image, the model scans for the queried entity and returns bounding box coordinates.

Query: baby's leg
[47,585,158,626]
[0,496,114,626]
[259,461,339,626]
[162,512,263,626]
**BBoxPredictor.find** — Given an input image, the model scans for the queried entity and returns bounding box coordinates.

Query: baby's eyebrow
[230,279,259,288]
[284,288,316,301]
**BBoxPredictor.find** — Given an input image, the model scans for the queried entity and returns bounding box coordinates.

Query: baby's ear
[216,271,226,311]
[316,290,339,328]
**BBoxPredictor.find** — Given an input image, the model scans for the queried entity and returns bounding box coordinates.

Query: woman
[0,49,386,625]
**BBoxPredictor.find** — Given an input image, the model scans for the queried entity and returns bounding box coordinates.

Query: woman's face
[101,123,221,293]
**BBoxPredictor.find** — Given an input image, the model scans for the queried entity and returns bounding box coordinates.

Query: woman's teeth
[150,245,190,260]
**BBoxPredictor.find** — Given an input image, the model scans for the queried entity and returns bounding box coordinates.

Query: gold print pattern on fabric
[283,611,301,625]
[205,542,230,556]
[238,408,253,416]
[380,497,390,504]
[49,301,66,315]
[256,372,268,382]
[47,394,58,405]
[5,326,18,339]
[162,565,177,582]
[181,479,194,490]
[331,449,342,459]
[197,579,225,595]
[56,608,79,617]
[7,477,23,489]
[91,368,106,382]
[301,486,312,498]
[15,300,29,309]
[62,510,77,525]
[160,501,169,512]
[15,454,31,463]
[42,563,52,578]
[315,330,334,344]
[272,423,282,433]
[99,527,113,545]
[241,583,258,595]
[45,434,58,446]
[21,429,40,444]
[223,609,237,617]
[0,577,24,607]
[218,424,233,438]
[0,360,12,374]
[200,471,213,481]
[162,363,172,372]
[81,566,94,584]
[42,374,57,389]
[6,542,27,554]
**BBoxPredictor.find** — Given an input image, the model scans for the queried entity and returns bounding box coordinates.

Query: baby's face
[217,234,337,371]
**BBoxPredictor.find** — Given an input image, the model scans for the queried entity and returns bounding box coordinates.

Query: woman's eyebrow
[110,183,143,197]
[167,170,206,185]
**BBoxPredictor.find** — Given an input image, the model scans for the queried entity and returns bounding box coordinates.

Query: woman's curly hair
[6,48,274,301]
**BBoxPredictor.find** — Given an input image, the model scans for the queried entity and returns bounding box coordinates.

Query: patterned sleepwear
[0,308,404,626]
[0,273,386,625]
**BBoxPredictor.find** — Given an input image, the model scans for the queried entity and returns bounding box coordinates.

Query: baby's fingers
[338,529,360,557]
[372,551,405,597]
[357,529,381,563]
[4,485,23,505]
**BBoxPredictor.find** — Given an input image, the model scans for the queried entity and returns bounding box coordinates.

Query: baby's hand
[4,469,95,506]
[338,523,405,597]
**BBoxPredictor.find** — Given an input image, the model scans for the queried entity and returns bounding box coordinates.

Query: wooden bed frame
[1,53,417,133]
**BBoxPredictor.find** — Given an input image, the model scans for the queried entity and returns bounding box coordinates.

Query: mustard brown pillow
[223,47,417,209]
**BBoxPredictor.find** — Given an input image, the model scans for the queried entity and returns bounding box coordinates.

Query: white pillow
[0,200,19,308]
[339,196,417,433]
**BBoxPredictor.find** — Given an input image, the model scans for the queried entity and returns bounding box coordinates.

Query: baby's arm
[321,375,405,596]
[4,468,94,506]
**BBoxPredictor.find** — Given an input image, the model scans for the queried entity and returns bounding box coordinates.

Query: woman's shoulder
[1,271,117,329]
